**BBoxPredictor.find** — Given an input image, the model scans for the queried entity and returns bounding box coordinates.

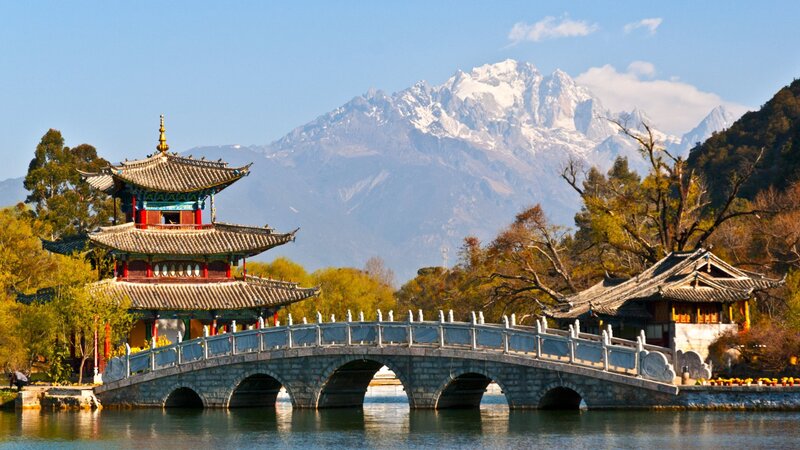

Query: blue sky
[0,1,798,179]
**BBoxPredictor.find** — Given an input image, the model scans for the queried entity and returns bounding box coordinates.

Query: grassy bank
[0,389,17,409]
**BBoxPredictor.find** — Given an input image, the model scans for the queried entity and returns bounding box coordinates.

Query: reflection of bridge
[96,312,679,410]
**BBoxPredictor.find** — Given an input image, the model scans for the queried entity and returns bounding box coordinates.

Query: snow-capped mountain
[0,60,738,280]
[190,60,737,280]
[675,106,738,156]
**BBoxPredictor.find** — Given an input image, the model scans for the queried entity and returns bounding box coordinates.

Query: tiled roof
[14,287,57,305]
[547,248,784,320]
[90,276,319,311]
[79,153,251,194]
[88,222,295,257]
[41,235,89,255]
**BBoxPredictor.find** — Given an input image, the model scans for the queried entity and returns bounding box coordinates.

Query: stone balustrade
[105,311,676,385]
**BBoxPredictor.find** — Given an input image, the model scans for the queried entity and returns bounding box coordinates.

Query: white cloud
[623,18,662,35]
[627,61,656,78]
[508,16,598,43]
[575,63,748,135]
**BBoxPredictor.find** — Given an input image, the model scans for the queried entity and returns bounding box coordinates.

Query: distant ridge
[688,78,800,205]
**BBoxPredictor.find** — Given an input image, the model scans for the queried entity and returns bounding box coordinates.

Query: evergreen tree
[24,129,114,238]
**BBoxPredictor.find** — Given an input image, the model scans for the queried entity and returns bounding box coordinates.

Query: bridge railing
[106,311,676,384]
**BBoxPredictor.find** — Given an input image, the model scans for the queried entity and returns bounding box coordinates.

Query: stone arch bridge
[96,312,680,410]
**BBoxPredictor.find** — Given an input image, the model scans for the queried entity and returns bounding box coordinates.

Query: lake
[2,390,799,449]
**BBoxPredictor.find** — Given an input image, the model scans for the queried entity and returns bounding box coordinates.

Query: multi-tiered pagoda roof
[79,153,251,195]
[67,116,318,320]
[88,222,297,257]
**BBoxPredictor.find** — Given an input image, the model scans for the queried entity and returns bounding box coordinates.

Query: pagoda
[79,116,318,348]
[545,248,782,358]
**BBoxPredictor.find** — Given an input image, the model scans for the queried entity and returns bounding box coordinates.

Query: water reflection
[4,401,800,448]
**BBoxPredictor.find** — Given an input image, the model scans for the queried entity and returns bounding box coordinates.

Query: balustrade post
[258,316,264,329]
[407,310,414,347]
[438,310,446,347]
[448,310,454,323]
[377,310,383,348]
[231,320,237,333]
[346,310,352,346]
[636,335,644,376]
[287,325,293,349]
[470,312,477,350]
[502,316,510,354]
[231,332,236,356]
[602,330,610,371]
[418,309,424,322]
[568,325,575,363]
[125,344,131,378]
[574,319,580,336]
[511,313,517,327]
[359,311,365,322]
[288,314,293,326]
[203,326,209,360]
[177,332,183,365]
[388,310,394,322]
[316,311,323,347]
[478,311,484,324]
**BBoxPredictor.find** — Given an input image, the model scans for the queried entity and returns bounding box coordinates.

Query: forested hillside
[689,79,800,205]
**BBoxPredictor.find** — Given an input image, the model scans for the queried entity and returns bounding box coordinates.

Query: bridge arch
[537,382,586,410]
[314,356,412,408]
[226,368,294,408]
[433,369,510,409]
[163,385,206,408]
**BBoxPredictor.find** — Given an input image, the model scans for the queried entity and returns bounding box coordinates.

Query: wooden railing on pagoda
[135,223,215,230]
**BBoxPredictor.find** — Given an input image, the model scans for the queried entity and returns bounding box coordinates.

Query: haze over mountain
[0,60,739,280]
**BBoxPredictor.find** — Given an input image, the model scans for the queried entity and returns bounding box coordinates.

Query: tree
[483,205,577,322]
[24,129,114,238]
[364,256,396,289]
[244,257,313,286]
[562,119,764,272]
[52,286,132,384]
[283,267,396,323]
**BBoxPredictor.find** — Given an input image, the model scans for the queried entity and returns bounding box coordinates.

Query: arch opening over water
[229,373,286,408]
[164,387,204,408]
[436,373,498,409]
[538,387,583,410]
[318,359,407,409]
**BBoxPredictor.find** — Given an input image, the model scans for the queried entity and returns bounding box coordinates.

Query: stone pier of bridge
[96,346,678,410]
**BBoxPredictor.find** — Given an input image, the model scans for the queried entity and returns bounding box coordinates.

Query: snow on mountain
[184,61,736,280]
[673,106,738,157]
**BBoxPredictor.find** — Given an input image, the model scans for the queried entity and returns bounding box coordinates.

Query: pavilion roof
[78,152,251,195]
[90,275,319,311]
[88,222,296,257]
[546,248,784,320]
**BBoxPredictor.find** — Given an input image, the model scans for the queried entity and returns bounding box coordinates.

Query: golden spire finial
[157,114,169,154]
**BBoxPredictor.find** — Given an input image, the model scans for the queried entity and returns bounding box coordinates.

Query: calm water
[2,394,799,449]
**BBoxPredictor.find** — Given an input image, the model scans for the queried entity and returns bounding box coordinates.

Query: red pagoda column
[139,208,148,229]
[122,261,129,279]
[202,262,208,278]
[195,208,202,229]
[131,195,136,223]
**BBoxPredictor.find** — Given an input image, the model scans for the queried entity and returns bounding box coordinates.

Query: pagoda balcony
[134,223,215,230]
[117,276,236,284]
